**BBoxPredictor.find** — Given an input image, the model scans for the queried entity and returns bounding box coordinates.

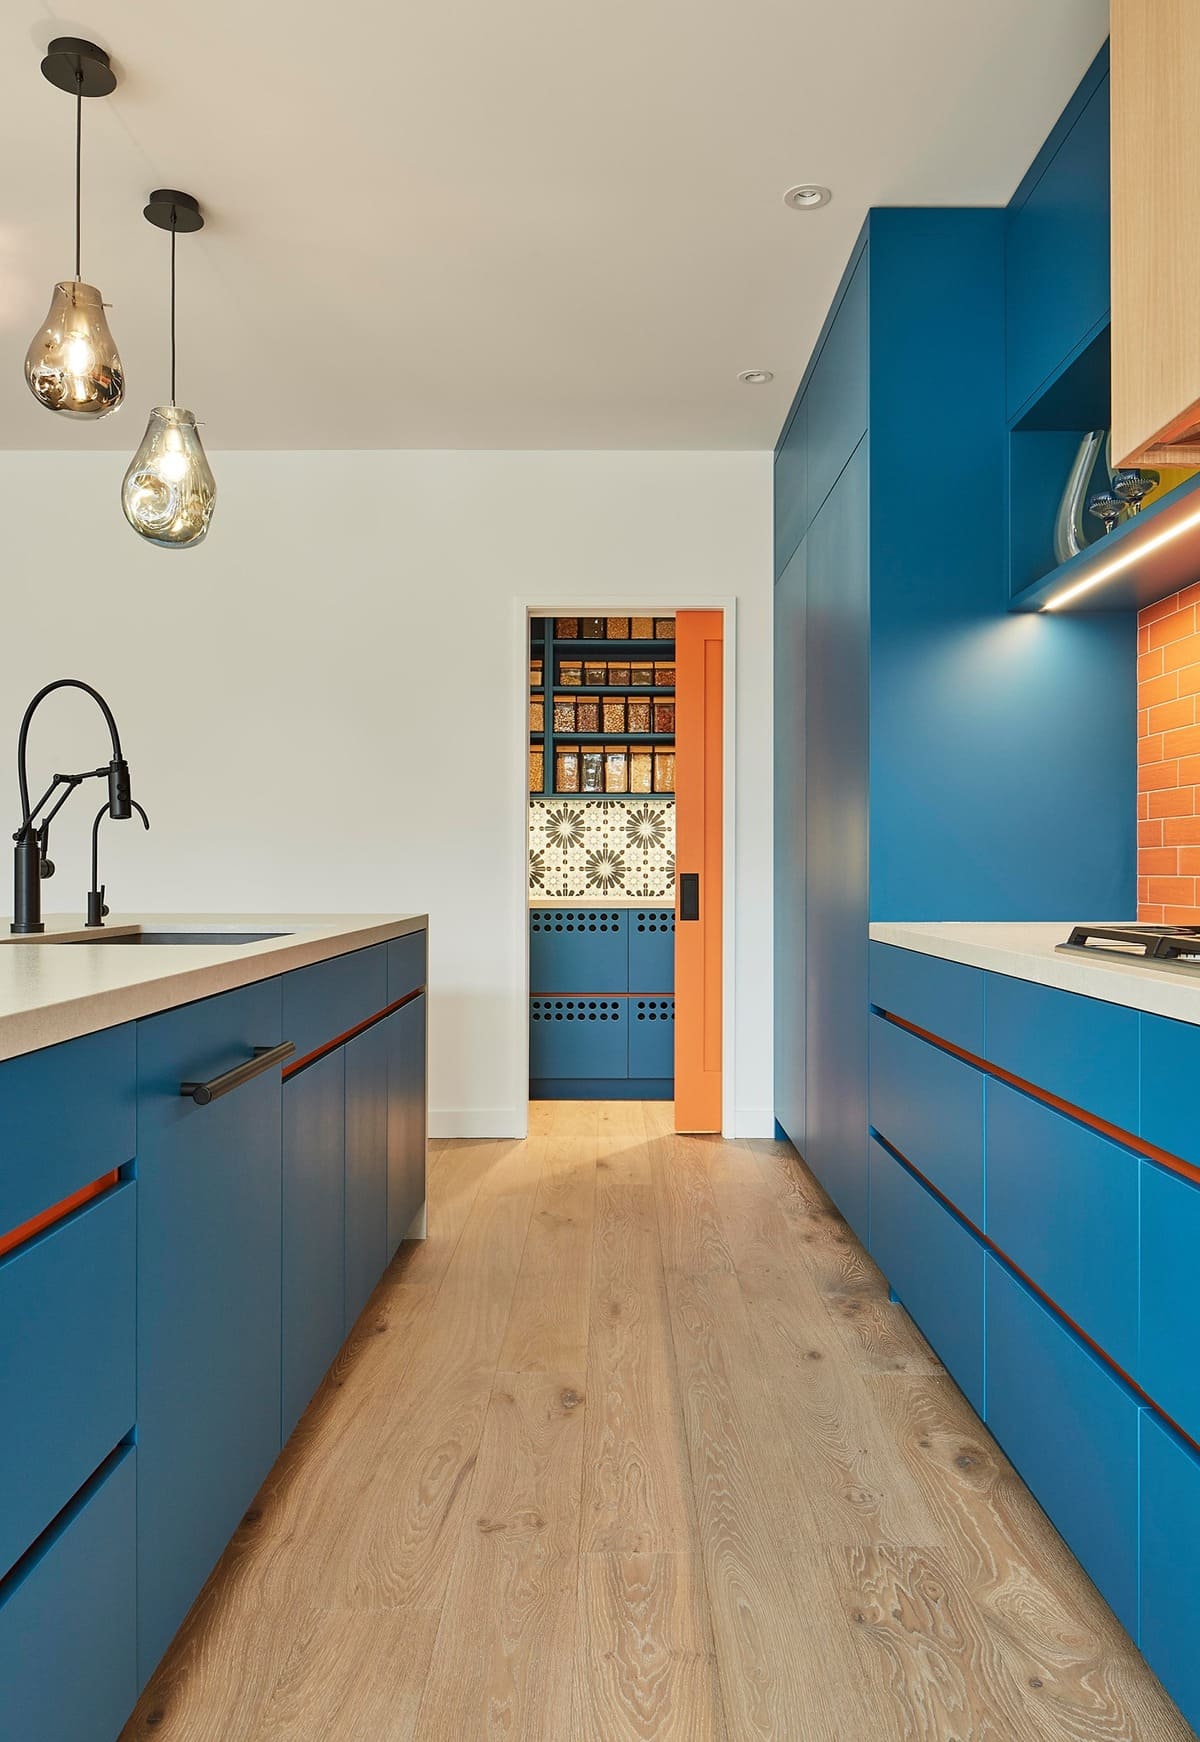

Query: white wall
[0,450,773,1136]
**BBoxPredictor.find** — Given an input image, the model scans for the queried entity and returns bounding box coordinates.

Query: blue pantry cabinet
[0,923,428,1740]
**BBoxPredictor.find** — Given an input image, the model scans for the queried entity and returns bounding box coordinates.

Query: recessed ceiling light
[738,369,774,385]
[784,184,832,211]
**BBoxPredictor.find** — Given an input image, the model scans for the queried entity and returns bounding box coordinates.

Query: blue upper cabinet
[774,536,806,1148]
[773,394,807,582]
[805,250,868,523]
[1005,47,1110,421]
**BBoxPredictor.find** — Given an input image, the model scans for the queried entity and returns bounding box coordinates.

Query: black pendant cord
[73,73,82,279]
[169,215,177,405]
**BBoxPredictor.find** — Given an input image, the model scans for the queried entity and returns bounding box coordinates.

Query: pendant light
[24,39,124,418]
[122,191,216,549]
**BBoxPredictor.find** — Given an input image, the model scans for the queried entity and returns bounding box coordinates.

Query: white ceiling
[0,1,1108,451]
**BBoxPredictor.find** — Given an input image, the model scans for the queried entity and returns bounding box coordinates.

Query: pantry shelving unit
[529,616,677,798]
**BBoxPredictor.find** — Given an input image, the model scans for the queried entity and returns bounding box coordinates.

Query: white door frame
[512,594,738,1138]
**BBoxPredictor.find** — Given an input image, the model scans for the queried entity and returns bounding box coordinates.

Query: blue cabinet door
[984,974,1138,1135]
[986,1082,1138,1373]
[0,1446,136,1742]
[868,943,983,1056]
[345,1020,389,1329]
[1005,64,1110,418]
[628,998,674,1080]
[1139,1159,1200,1445]
[530,909,628,994]
[805,249,869,519]
[628,908,675,994]
[1140,1013,1200,1168]
[985,1258,1140,1637]
[869,1014,985,1226]
[1140,1411,1200,1735]
[386,994,427,1259]
[282,1049,346,1440]
[805,440,870,1242]
[774,393,807,580]
[774,535,806,1149]
[136,978,284,1685]
[869,1139,984,1412]
[282,944,387,1063]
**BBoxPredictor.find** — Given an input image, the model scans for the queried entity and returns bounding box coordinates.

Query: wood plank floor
[121,1104,1195,1741]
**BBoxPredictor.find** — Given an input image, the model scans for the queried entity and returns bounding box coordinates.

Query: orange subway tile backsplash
[1139,588,1200,923]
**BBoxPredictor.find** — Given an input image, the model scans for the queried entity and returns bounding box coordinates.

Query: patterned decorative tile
[529,798,675,899]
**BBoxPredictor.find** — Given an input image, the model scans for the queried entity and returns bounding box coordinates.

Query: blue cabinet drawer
[628,908,675,993]
[530,997,627,1078]
[629,998,674,1079]
[283,1050,346,1440]
[283,944,387,1062]
[386,994,427,1257]
[0,1445,136,1742]
[345,1020,388,1328]
[1139,1160,1200,1444]
[986,1083,1137,1373]
[1005,65,1110,418]
[0,1023,135,1239]
[869,1138,984,1412]
[530,908,628,994]
[1140,1412,1200,1735]
[869,943,983,1054]
[1140,1013,1200,1168]
[869,1013,984,1225]
[985,1258,1139,1637]
[0,1183,135,1581]
[387,929,427,1001]
[984,974,1138,1134]
[805,249,868,519]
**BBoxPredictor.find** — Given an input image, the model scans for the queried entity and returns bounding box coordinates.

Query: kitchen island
[866,919,1200,1733]
[0,914,428,1742]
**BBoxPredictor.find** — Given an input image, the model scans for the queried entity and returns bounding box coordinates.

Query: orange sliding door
[674,609,723,1133]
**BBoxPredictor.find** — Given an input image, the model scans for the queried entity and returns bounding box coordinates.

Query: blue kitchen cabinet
[773,393,807,580]
[345,1019,389,1329]
[283,943,387,1062]
[386,993,427,1258]
[774,536,806,1150]
[1140,1012,1200,1169]
[985,973,1138,1133]
[869,1013,985,1226]
[135,977,285,1685]
[629,997,674,1080]
[529,906,673,1099]
[0,1183,135,1582]
[1139,1159,1200,1446]
[0,1446,136,1742]
[1005,49,1110,420]
[530,908,628,994]
[530,996,628,1082]
[985,1258,1140,1638]
[388,929,427,1002]
[628,908,675,994]
[986,1081,1138,1373]
[869,1138,984,1412]
[868,942,983,1056]
[283,1048,347,1440]
[805,249,869,520]
[1140,1411,1200,1735]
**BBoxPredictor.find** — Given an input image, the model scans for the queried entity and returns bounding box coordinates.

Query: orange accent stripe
[281,986,425,1081]
[0,1172,119,1260]
[877,1130,1200,1460]
[883,1011,1200,1190]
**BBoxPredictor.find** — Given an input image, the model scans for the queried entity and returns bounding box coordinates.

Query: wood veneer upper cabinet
[1111,0,1200,465]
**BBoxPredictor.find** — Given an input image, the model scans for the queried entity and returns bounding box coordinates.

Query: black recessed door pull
[180,1041,295,1106]
[679,872,700,922]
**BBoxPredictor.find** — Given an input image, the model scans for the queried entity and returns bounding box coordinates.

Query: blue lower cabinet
[868,943,984,1055]
[282,944,387,1064]
[629,998,674,1079]
[1140,1013,1200,1169]
[985,1258,1140,1637]
[0,1183,135,1582]
[628,909,675,994]
[0,1446,136,1742]
[345,1020,389,1330]
[986,1083,1138,1373]
[387,929,427,1002]
[984,974,1139,1135]
[869,1013,984,1225]
[135,979,285,1685]
[869,1138,984,1411]
[283,1050,347,1440]
[386,995,427,1258]
[530,996,627,1080]
[530,909,628,995]
[1140,1411,1200,1734]
[1139,1160,1200,1446]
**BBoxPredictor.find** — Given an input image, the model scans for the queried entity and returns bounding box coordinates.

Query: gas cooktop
[1059,924,1200,965]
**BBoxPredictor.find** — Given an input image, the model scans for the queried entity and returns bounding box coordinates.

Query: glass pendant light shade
[25,280,124,417]
[121,406,215,548]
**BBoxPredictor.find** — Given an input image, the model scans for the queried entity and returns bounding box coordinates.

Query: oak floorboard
[573,1553,726,1742]
[649,1129,736,1274]
[498,1140,596,1372]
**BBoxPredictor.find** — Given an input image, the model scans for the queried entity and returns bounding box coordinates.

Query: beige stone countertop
[0,913,427,1063]
[530,896,674,909]
[870,921,1200,1028]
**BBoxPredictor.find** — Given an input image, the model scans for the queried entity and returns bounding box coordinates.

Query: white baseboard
[429,1108,527,1140]
[733,1107,777,1139]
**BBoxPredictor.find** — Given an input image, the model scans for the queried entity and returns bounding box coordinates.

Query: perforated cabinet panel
[629,998,675,1079]
[628,908,675,993]
[529,909,627,994]
[529,998,628,1078]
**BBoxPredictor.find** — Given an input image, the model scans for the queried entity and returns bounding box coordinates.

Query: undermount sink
[62,931,290,946]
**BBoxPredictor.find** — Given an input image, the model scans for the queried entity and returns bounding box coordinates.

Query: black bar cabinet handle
[679,872,700,922]
[180,1041,295,1106]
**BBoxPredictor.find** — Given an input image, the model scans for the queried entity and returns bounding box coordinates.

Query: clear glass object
[25,281,124,417]
[121,406,216,548]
